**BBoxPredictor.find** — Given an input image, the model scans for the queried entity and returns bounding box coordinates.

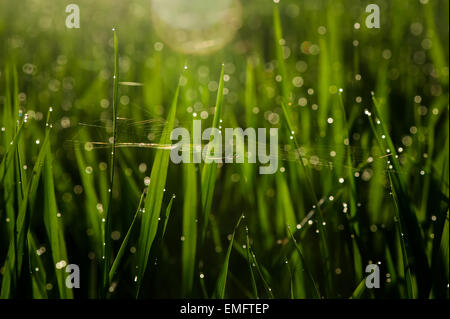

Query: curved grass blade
[273,4,289,100]
[200,64,225,243]
[368,97,430,297]
[287,227,321,299]
[0,122,24,184]
[431,211,448,297]
[232,235,274,298]
[43,147,73,299]
[349,277,367,299]
[245,227,258,298]
[213,215,243,299]
[1,111,52,298]
[162,193,175,240]
[135,79,180,297]
[275,2,333,294]
[102,27,120,294]
[439,213,449,283]
[182,162,197,296]
[28,233,47,299]
[14,112,52,280]
[73,145,102,255]
[109,191,144,284]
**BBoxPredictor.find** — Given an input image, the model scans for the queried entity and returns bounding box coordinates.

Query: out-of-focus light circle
[151,0,242,55]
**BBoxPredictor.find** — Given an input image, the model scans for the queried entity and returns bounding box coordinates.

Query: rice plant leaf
[424,0,448,85]
[200,64,225,243]
[245,227,258,298]
[349,277,367,299]
[0,128,23,299]
[162,193,175,240]
[369,98,430,297]
[0,122,24,184]
[135,80,180,296]
[14,119,52,278]
[213,215,243,299]
[232,237,274,298]
[431,211,449,297]
[439,213,449,282]
[280,100,333,296]
[43,143,73,299]
[182,162,197,296]
[28,232,47,299]
[73,145,102,257]
[109,191,144,283]
[277,2,333,289]
[1,113,51,298]
[273,4,289,100]
[287,227,321,299]
[102,28,120,293]
[0,241,16,298]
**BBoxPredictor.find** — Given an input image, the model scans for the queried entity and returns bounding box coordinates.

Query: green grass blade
[135,80,180,297]
[0,242,16,298]
[245,227,258,298]
[200,64,225,243]
[431,210,449,297]
[109,191,144,284]
[369,97,430,297]
[273,3,289,100]
[182,162,197,296]
[14,111,52,281]
[424,0,448,85]
[162,194,175,240]
[102,27,120,293]
[28,233,47,299]
[276,3,334,292]
[213,215,243,299]
[287,227,321,299]
[232,234,274,298]
[0,122,24,184]
[439,213,449,284]
[349,277,367,299]
[73,146,102,261]
[43,147,73,298]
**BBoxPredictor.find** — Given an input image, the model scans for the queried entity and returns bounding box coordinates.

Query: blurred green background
[0,0,448,299]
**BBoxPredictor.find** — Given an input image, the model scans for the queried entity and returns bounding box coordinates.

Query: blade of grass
[367,111,415,298]
[14,110,52,285]
[73,144,102,257]
[349,276,367,299]
[109,191,144,284]
[287,227,321,299]
[431,210,449,297]
[0,123,24,298]
[135,78,181,297]
[162,193,175,240]
[43,146,73,299]
[369,96,430,297]
[275,2,333,295]
[102,27,120,294]
[182,162,197,297]
[200,64,225,244]
[232,236,274,298]
[438,212,449,283]
[0,122,24,184]
[280,100,333,296]
[213,215,243,299]
[273,4,289,100]
[424,0,448,85]
[27,232,47,299]
[245,226,258,298]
